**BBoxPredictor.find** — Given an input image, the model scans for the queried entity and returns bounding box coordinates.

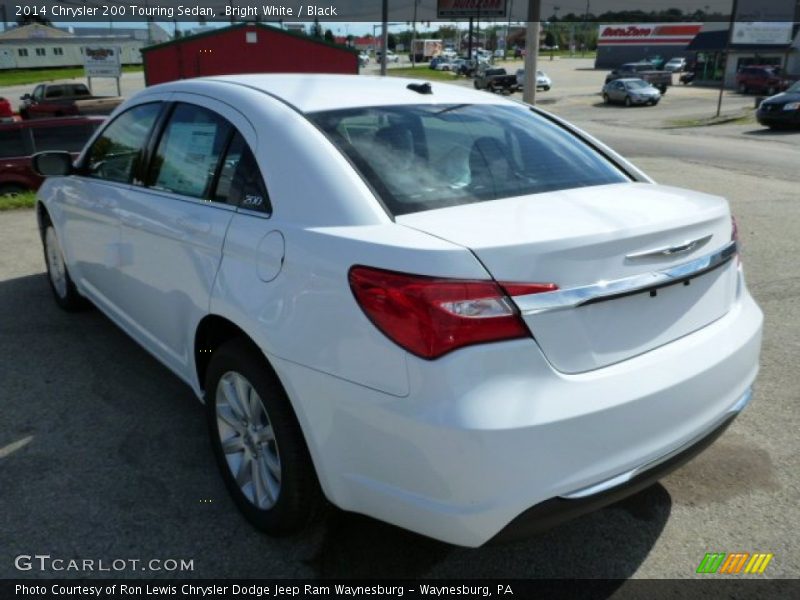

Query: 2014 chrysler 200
[33,75,763,547]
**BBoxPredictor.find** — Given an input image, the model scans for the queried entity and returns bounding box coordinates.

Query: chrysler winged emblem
[625,234,713,260]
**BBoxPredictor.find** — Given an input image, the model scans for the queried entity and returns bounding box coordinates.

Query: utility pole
[522,1,541,105]
[716,0,739,117]
[411,0,419,67]
[581,0,590,57]
[380,0,388,76]
[505,0,514,59]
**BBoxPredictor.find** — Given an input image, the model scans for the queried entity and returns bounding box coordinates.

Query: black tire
[543,86,550,91]
[474,80,479,89]
[625,95,632,107]
[659,85,667,94]
[738,83,748,94]
[0,183,27,197]
[766,86,776,96]
[41,219,86,311]
[602,93,610,104]
[19,109,29,120]
[205,338,323,536]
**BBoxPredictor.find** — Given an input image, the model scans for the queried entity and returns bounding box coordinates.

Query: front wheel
[206,339,323,535]
[739,83,748,94]
[625,95,632,107]
[602,93,610,104]
[42,223,85,311]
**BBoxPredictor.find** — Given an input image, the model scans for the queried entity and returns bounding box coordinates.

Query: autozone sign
[598,23,703,45]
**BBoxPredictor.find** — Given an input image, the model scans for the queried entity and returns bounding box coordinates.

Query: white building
[0,23,170,70]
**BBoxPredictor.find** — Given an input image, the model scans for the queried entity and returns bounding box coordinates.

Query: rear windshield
[309,104,628,216]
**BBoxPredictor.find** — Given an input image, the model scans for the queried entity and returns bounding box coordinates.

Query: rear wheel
[738,83,748,94]
[205,339,323,535]
[766,86,776,96]
[42,222,85,311]
[624,95,632,107]
[602,93,610,104]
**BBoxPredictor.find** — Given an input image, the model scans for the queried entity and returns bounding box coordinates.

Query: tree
[309,18,322,38]
[324,29,335,43]
[387,33,397,51]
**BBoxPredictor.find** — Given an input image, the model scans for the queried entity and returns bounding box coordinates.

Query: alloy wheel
[215,371,282,510]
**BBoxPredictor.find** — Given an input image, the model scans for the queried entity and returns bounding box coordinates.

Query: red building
[142,23,359,86]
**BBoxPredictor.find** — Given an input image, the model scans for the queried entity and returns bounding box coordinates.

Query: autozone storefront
[595,23,703,68]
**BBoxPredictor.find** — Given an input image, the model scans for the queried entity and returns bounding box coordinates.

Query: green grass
[386,67,461,82]
[0,191,36,211]
[666,110,757,128]
[0,65,142,87]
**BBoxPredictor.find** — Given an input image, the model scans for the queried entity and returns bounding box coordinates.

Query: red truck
[19,83,122,120]
[0,116,104,195]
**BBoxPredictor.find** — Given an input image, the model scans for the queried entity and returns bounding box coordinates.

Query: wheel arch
[195,313,334,505]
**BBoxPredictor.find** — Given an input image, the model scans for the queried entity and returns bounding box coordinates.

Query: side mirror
[32,152,74,177]
[20,93,31,101]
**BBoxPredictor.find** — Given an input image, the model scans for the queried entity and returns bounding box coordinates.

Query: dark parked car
[756,81,800,129]
[19,83,122,119]
[0,116,103,195]
[736,66,791,96]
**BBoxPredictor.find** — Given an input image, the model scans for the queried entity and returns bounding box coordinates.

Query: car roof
[152,74,515,113]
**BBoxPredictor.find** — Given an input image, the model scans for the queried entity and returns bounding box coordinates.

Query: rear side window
[148,103,232,199]
[33,123,99,153]
[0,129,27,158]
[213,133,270,213]
[87,103,161,183]
[310,104,628,216]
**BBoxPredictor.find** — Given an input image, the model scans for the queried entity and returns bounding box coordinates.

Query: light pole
[412,0,419,67]
[523,0,541,105]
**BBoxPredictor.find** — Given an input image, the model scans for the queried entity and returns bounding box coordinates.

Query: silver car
[603,78,661,107]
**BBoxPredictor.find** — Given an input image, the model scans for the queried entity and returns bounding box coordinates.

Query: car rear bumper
[272,282,762,547]
[490,389,747,543]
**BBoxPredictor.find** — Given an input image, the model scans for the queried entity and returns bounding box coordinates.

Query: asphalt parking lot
[1,59,799,581]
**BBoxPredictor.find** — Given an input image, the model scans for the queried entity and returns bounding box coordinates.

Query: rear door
[113,97,255,378]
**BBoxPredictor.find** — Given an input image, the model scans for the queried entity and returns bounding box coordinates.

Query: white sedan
[33,75,762,547]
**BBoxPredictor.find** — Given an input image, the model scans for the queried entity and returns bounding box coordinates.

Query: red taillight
[349,266,556,359]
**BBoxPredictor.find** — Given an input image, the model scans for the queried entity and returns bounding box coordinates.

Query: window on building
[35,48,45,57]
[53,48,64,56]
[18,49,28,57]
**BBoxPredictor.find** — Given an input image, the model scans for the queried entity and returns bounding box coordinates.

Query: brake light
[348,266,556,359]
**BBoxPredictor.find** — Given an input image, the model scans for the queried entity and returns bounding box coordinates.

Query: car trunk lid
[397,182,738,373]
